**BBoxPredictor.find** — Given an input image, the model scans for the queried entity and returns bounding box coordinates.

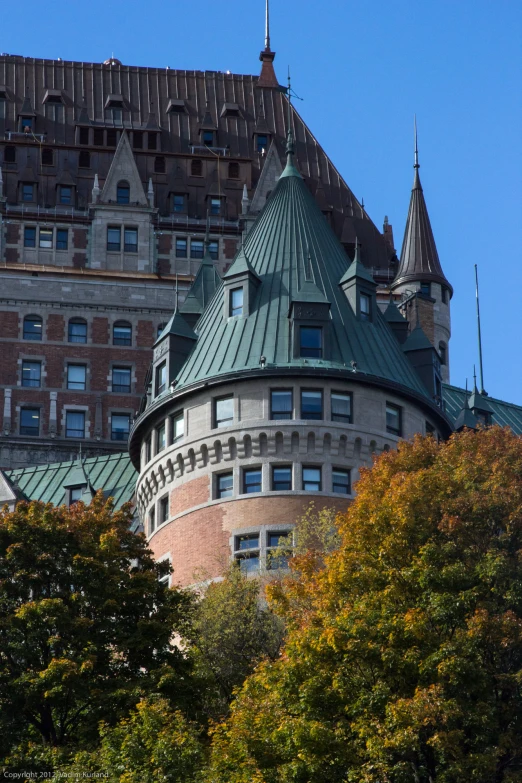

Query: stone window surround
[63,358,91,392]
[61,405,90,439]
[17,354,46,388]
[16,401,44,436]
[230,523,295,574]
[108,408,134,441]
[110,317,133,347]
[107,362,136,394]
[21,313,45,342]
[21,223,71,254]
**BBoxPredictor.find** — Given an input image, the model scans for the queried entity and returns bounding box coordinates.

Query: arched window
[191,159,202,177]
[23,315,42,341]
[116,180,130,204]
[113,320,132,346]
[68,318,87,344]
[228,161,239,179]
[439,341,447,366]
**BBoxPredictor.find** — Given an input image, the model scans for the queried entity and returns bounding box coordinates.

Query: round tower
[391,122,452,383]
[129,132,452,587]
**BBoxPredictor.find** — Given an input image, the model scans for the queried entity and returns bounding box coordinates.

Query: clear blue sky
[3,0,522,403]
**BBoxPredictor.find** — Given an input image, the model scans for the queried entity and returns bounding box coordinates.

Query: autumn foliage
[207,428,522,783]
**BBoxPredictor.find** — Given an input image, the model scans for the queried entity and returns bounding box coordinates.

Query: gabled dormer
[402,325,443,404]
[222,249,261,320]
[199,103,218,148]
[468,385,494,426]
[383,299,409,344]
[339,241,377,321]
[99,131,148,206]
[289,253,331,361]
[62,456,95,506]
[454,396,479,431]
[152,313,197,397]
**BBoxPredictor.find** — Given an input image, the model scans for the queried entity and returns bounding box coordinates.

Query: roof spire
[414,114,419,169]
[265,0,271,51]
[257,0,278,88]
[279,69,302,180]
[474,264,486,395]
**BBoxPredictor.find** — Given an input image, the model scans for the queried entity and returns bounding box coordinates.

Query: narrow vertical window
[272,466,292,491]
[360,293,371,321]
[230,288,244,317]
[157,422,166,452]
[217,473,233,499]
[24,227,36,248]
[23,316,42,341]
[117,182,130,204]
[56,229,68,249]
[66,411,85,438]
[301,390,323,420]
[156,362,167,396]
[107,227,121,251]
[385,403,402,436]
[332,469,351,494]
[331,392,352,423]
[67,364,87,390]
[271,390,293,420]
[214,396,234,428]
[22,361,41,388]
[299,326,322,358]
[171,412,184,443]
[39,229,53,249]
[243,468,262,494]
[302,467,321,492]
[20,408,40,435]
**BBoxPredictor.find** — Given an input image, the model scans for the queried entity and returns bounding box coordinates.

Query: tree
[0,494,193,760]
[188,565,284,720]
[206,428,522,783]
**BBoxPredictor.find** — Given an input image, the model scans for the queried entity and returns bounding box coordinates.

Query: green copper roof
[443,384,522,434]
[7,452,136,509]
[339,243,376,286]
[173,152,429,398]
[155,311,198,345]
[402,324,434,353]
[179,249,221,317]
[223,249,260,281]
[383,300,408,324]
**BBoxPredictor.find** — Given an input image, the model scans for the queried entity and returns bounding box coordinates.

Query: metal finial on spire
[474,264,486,395]
[285,67,295,157]
[414,114,419,169]
[265,0,271,51]
[204,210,211,251]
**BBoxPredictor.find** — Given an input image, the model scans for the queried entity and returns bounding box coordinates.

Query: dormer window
[44,94,64,122]
[360,293,371,321]
[167,99,187,114]
[210,197,221,215]
[256,133,268,153]
[117,181,130,204]
[172,194,185,213]
[69,486,85,505]
[156,362,167,396]
[202,130,214,146]
[300,326,322,359]
[230,288,244,317]
[21,117,34,132]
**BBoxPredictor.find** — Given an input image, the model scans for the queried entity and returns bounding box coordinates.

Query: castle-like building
[1,20,521,586]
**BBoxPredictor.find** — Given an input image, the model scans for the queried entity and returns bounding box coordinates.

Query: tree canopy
[206,428,522,783]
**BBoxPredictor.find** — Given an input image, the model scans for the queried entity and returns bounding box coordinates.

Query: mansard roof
[173,146,429,398]
[392,162,452,294]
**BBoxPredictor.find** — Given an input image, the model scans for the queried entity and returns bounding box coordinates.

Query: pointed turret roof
[392,122,452,294]
[179,221,221,318]
[468,384,494,417]
[100,131,148,206]
[172,135,432,399]
[339,241,376,286]
[155,310,198,345]
[454,395,479,431]
[384,299,407,324]
[402,324,435,353]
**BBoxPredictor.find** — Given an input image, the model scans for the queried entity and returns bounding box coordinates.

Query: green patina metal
[443,384,522,434]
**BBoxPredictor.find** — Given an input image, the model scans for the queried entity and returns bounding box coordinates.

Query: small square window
[171,412,184,443]
[236,534,259,550]
[156,362,167,396]
[360,293,371,320]
[112,366,131,393]
[271,390,293,420]
[24,227,36,248]
[56,229,68,250]
[214,396,233,428]
[230,288,243,317]
[267,531,290,548]
[22,361,41,388]
[124,227,138,252]
[209,241,219,260]
[386,402,402,436]
[190,240,204,259]
[21,117,33,131]
[67,364,86,390]
[303,466,321,492]
[332,469,351,495]
[39,229,53,249]
[172,194,185,213]
[272,466,292,491]
[22,184,34,202]
[66,410,85,439]
[176,238,187,258]
[331,392,352,423]
[300,326,322,358]
[111,413,130,441]
[117,184,130,204]
[157,422,166,452]
[159,496,169,524]
[70,486,84,505]
[20,407,40,436]
[217,472,233,499]
[210,197,221,215]
[107,227,121,251]
[301,390,323,420]
[59,186,72,205]
[243,468,262,494]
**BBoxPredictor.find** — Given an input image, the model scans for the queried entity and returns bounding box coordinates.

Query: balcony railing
[189,144,229,156]
[4,131,46,142]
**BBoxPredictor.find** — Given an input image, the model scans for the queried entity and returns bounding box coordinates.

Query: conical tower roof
[173,139,431,400]
[392,125,452,295]
[179,218,221,319]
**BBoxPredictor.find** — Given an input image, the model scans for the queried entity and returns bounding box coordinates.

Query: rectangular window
[441,287,448,304]
[0,99,5,120]
[117,186,129,206]
[79,127,89,145]
[22,361,41,388]
[124,228,138,252]
[203,130,214,146]
[39,228,53,249]
[145,437,152,464]
[149,507,156,534]
[217,472,233,499]
[332,469,351,494]
[157,422,166,452]
[147,132,157,151]
[133,131,143,149]
[230,288,243,317]
[210,197,221,215]
[360,293,371,320]
[107,227,121,251]
[420,282,431,296]
[237,552,260,574]
[386,402,402,436]
[190,240,204,259]
[236,534,260,551]
[267,530,292,570]
[93,128,104,146]
[21,117,33,131]
[271,390,293,420]
[23,317,42,340]
[272,465,292,491]
[331,392,352,423]
[171,412,184,443]
[59,186,72,205]
[20,408,40,436]
[303,466,321,492]
[22,184,34,202]
[176,238,187,258]
[111,413,130,441]
[301,389,323,420]
[56,229,68,250]
[156,362,167,396]
[299,326,322,358]
[24,227,36,248]
[69,320,87,343]
[106,129,118,147]
[243,468,262,494]
[257,134,268,153]
[209,241,219,260]
[113,322,131,345]
[172,194,185,213]
[112,367,131,393]
[79,150,91,168]
[67,364,86,390]
[66,410,85,439]
[70,486,84,505]
[214,396,234,428]
[159,496,169,524]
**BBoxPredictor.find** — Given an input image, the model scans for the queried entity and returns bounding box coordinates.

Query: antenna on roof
[414,114,419,169]
[175,273,179,314]
[265,0,271,51]
[474,264,486,395]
